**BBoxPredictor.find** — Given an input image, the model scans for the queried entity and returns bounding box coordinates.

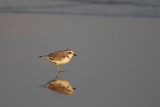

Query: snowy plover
[39,49,77,78]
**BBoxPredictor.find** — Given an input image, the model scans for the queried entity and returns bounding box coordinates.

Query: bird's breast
[55,57,70,65]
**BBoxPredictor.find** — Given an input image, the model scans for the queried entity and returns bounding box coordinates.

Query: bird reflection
[40,73,76,95]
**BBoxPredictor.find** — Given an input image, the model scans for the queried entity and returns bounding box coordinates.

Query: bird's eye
[68,52,72,54]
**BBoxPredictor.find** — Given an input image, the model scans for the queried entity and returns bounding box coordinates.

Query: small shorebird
[39,49,77,78]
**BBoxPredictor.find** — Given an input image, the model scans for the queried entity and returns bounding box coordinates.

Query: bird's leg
[56,64,61,79]
[56,72,60,79]
[56,64,61,73]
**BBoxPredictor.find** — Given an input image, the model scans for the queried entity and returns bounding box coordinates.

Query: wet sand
[0,13,160,107]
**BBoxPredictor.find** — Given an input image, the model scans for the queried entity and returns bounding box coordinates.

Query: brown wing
[47,50,66,61]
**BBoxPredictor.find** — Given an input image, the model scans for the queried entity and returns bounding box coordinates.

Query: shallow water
[0,13,160,107]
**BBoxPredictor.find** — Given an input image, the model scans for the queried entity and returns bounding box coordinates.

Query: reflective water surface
[0,13,160,107]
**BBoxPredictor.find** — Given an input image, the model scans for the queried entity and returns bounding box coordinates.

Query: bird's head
[65,49,77,58]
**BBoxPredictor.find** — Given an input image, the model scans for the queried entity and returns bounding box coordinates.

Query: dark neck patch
[65,54,70,58]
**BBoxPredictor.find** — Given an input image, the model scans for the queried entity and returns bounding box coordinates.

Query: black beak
[73,54,77,56]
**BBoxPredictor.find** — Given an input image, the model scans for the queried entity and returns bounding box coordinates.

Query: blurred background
[0,0,160,17]
[0,0,160,107]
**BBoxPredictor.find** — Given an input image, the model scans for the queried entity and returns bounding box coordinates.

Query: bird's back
[47,50,66,61]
